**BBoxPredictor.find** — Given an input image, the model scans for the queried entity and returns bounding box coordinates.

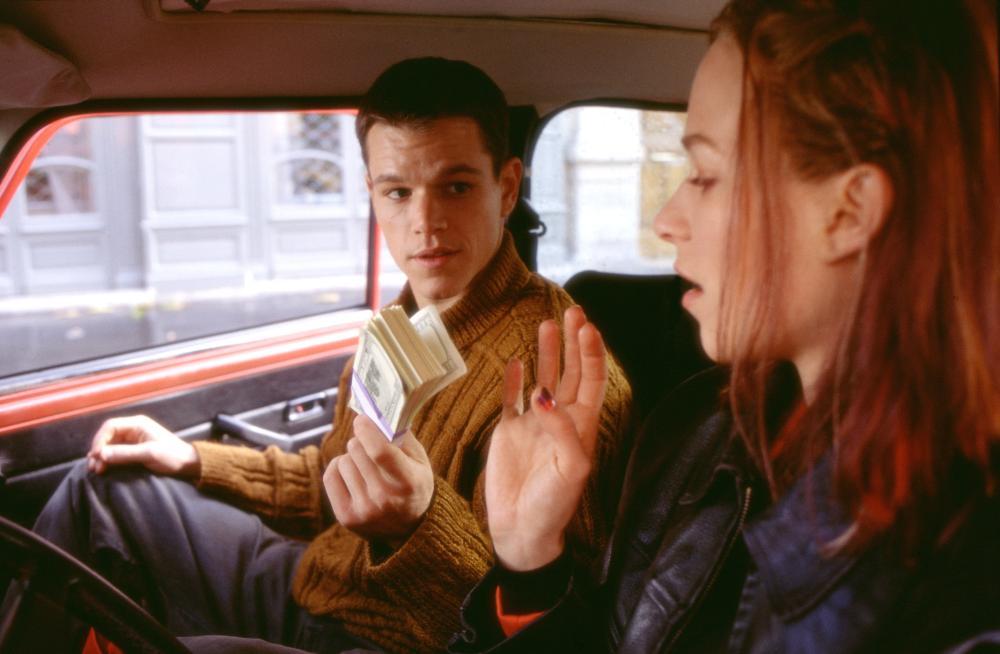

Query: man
[33,58,631,654]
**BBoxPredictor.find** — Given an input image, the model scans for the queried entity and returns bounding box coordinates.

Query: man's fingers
[346,435,389,489]
[89,422,116,458]
[97,442,154,467]
[557,306,585,403]
[323,459,354,521]
[353,415,413,480]
[395,431,430,467]
[337,453,370,510]
[502,358,525,419]
[536,320,561,393]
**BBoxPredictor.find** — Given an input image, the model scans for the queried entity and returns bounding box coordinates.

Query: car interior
[0,1,720,650]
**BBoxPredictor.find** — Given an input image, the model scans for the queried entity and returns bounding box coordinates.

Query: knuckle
[372,448,393,466]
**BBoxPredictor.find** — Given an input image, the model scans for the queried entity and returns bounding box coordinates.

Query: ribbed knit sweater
[192,232,632,653]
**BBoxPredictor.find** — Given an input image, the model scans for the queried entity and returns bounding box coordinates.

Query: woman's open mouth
[677,274,703,309]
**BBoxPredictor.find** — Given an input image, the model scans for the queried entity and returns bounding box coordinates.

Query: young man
[34,58,631,654]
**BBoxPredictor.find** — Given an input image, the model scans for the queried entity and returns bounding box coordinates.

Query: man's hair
[355,57,510,176]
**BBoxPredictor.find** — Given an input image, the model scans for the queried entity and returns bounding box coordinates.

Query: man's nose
[411,191,446,234]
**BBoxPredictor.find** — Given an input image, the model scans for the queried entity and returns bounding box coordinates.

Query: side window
[0,111,386,383]
[530,106,687,283]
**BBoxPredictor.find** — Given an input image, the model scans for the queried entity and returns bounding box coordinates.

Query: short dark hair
[355,57,510,176]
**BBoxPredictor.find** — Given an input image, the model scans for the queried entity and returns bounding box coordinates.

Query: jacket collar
[741,454,861,619]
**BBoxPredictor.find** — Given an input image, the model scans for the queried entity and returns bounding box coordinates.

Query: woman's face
[654,36,743,362]
[656,35,860,386]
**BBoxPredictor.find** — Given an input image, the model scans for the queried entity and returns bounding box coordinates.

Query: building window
[530,106,686,283]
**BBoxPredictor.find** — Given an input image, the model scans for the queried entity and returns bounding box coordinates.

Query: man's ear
[823,164,893,263]
[365,173,373,194]
[499,157,524,218]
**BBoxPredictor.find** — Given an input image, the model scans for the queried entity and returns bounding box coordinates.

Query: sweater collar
[394,230,534,350]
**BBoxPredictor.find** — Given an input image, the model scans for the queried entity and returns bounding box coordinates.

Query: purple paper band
[351,370,404,442]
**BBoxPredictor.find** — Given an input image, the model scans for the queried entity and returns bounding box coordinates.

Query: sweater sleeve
[192,440,326,537]
[363,476,495,641]
[191,357,355,537]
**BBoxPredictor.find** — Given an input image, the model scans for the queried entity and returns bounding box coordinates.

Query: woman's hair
[712,0,999,549]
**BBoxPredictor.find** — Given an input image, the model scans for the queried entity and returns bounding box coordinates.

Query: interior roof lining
[154,0,720,32]
[146,1,710,36]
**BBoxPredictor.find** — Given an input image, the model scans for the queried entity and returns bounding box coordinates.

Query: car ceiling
[0,0,721,147]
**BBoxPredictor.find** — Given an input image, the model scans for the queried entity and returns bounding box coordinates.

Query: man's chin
[409,281,466,310]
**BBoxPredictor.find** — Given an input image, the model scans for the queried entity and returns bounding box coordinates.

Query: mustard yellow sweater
[192,232,632,653]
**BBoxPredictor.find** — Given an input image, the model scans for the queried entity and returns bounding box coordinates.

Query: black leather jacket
[450,369,1000,654]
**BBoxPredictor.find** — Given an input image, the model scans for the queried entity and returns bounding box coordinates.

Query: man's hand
[323,415,435,547]
[87,415,201,477]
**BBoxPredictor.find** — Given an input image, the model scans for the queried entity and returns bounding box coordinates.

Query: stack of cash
[349,305,467,442]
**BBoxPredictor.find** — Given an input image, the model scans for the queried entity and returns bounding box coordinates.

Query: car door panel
[0,333,357,528]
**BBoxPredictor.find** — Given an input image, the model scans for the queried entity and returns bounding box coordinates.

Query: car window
[0,110,400,383]
[530,106,687,283]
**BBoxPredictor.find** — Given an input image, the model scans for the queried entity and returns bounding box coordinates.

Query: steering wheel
[0,514,190,654]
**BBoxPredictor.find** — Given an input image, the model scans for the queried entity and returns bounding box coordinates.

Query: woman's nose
[653,191,689,244]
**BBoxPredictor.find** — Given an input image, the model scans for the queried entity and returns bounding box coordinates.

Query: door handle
[283,391,328,424]
[212,414,292,452]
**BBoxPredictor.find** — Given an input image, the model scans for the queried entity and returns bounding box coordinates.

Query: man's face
[365,117,522,311]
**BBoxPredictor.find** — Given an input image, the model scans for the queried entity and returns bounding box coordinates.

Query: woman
[450,0,999,652]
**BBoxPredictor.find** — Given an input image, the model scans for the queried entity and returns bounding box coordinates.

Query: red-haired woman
[450,0,999,652]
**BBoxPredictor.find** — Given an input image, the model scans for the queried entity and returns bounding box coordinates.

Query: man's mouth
[410,247,459,268]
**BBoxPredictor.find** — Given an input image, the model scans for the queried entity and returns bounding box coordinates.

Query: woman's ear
[822,164,893,263]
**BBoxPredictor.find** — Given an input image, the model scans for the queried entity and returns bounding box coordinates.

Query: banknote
[349,305,466,442]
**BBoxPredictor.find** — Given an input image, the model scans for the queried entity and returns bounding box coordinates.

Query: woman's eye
[686,174,717,191]
[386,188,410,200]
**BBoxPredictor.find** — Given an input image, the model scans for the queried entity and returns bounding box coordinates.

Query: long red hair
[712,0,999,549]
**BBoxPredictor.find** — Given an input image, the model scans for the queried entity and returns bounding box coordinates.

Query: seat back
[564,271,712,424]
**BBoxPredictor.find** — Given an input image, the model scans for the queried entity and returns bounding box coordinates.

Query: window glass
[530,106,687,284]
[0,111,378,381]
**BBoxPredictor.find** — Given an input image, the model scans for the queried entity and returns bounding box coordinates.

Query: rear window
[0,111,400,382]
[530,106,686,283]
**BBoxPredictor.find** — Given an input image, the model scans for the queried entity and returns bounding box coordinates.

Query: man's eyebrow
[440,164,484,177]
[681,133,719,152]
[370,165,484,185]
[372,173,404,184]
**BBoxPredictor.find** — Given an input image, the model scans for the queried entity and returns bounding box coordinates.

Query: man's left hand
[324,415,435,547]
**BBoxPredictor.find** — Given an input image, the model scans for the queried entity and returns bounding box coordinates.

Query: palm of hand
[484,307,608,571]
[485,405,590,551]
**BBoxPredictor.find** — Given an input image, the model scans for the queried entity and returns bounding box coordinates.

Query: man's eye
[386,188,411,200]
[447,182,472,195]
